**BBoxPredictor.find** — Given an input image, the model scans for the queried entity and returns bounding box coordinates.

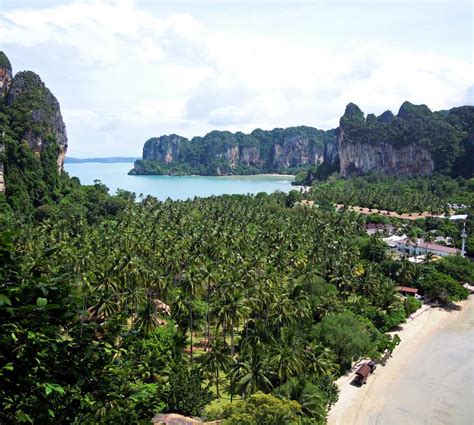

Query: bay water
[65,162,295,200]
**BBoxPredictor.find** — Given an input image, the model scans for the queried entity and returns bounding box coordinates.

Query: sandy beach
[328,297,474,425]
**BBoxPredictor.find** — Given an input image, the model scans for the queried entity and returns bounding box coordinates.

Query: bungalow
[395,238,460,257]
[365,222,395,235]
[397,286,419,297]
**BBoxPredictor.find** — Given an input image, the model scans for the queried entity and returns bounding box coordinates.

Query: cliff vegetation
[338,102,473,177]
[133,101,473,179]
[0,54,68,216]
[131,126,337,176]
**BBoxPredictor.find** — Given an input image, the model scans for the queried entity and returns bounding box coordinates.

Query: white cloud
[0,0,472,156]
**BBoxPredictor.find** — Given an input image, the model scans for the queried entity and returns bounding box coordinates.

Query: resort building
[382,234,407,248]
[395,238,460,257]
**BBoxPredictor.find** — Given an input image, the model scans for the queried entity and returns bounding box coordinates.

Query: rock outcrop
[338,138,434,177]
[5,71,68,172]
[132,127,337,176]
[0,51,12,98]
[0,52,68,195]
[133,101,473,178]
[143,135,185,165]
[337,102,471,177]
[0,52,13,191]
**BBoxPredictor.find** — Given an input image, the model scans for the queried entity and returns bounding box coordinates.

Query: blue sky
[1,0,472,157]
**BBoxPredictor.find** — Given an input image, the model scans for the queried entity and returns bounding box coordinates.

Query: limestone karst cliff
[133,101,473,179]
[0,51,12,99]
[0,51,68,196]
[131,127,338,176]
[337,102,472,177]
[5,71,68,172]
[0,51,13,191]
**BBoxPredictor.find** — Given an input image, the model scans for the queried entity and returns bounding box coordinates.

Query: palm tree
[423,251,436,264]
[273,377,327,423]
[269,328,305,385]
[201,338,230,398]
[180,271,204,364]
[230,348,274,399]
[305,342,338,377]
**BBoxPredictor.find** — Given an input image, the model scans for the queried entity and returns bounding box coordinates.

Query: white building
[395,238,460,257]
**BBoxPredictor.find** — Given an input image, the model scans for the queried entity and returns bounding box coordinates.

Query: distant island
[66,157,139,164]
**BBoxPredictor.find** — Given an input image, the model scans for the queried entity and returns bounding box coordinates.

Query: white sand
[328,297,474,425]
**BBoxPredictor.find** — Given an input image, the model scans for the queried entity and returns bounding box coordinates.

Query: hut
[397,286,418,297]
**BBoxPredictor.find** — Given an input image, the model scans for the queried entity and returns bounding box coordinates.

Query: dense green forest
[303,174,474,214]
[2,175,473,423]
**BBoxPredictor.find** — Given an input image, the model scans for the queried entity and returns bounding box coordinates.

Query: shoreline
[328,296,473,425]
[129,172,295,178]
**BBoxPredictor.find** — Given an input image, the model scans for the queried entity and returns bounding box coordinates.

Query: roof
[382,234,407,247]
[449,214,468,221]
[397,238,460,254]
[355,364,371,378]
[365,223,394,230]
[397,286,418,294]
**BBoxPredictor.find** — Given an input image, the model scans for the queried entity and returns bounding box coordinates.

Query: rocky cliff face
[338,137,434,177]
[0,51,12,98]
[336,102,465,177]
[136,127,337,175]
[272,135,325,169]
[135,102,472,178]
[0,51,13,192]
[5,71,68,172]
[143,135,184,165]
[239,146,261,167]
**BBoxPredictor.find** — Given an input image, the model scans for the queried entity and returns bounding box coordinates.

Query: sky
[0,0,473,157]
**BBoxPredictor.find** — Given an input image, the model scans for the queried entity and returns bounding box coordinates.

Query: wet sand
[328,297,474,425]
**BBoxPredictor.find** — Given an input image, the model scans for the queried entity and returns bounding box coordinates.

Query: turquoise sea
[65,162,295,200]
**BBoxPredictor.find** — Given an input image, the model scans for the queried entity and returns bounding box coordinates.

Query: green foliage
[361,235,388,262]
[165,366,212,416]
[435,256,474,283]
[404,296,422,316]
[306,174,473,214]
[419,268,469,304]
[0,230,184,423]
[273,377,327,422]
[0,50,11,69]
[312,312,381,370]
[219,392,303,425]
